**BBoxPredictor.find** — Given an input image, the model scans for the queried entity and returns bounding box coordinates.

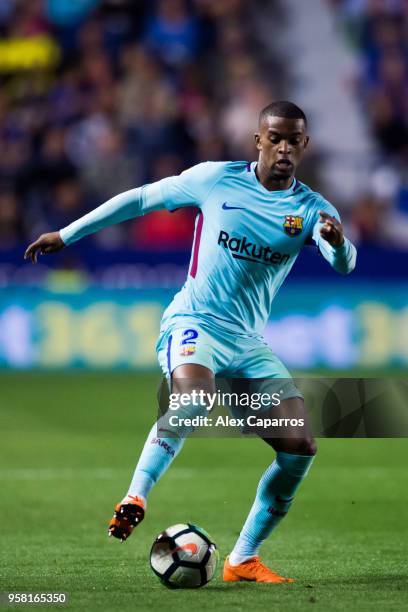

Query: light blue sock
[127,400,207,501]
[127,422,185,500]
[229,452,315,565]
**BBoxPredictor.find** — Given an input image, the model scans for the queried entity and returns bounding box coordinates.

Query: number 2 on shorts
[180,329,198,345]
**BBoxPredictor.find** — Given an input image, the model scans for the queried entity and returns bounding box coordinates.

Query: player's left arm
[311,203,357,275]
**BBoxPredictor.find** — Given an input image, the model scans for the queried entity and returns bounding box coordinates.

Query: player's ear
[254,132,262,151]
[303,135,310,149]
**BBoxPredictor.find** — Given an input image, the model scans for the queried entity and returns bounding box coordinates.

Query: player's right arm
[24,162,225,263]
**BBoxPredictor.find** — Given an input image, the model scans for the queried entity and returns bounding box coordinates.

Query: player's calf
[108,494,145,542]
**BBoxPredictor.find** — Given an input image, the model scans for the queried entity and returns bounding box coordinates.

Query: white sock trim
[228,552,255,566]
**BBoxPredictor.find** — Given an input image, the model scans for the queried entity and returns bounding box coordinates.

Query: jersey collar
[249,161,299,196]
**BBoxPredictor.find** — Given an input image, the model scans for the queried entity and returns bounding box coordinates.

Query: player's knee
[267,434,317,456]
[283,437,317,456]
[299,437,317,456]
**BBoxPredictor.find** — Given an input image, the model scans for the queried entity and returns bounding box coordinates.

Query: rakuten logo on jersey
[218,230,290,265]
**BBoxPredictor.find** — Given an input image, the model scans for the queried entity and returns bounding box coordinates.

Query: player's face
[255,116,309,180]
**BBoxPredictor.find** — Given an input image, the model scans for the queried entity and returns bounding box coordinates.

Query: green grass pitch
[0,372,407,611]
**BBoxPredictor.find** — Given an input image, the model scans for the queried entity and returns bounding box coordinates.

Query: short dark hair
[259,101,307,127]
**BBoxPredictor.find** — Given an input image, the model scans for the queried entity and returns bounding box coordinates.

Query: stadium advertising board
[0,284,406,370]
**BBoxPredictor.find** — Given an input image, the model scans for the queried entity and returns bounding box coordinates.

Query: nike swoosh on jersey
[222,202,245,210]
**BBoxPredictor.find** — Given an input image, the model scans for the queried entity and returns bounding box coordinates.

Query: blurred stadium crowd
[330,0,408,247]
[0,0,407,253]
[0,0,278,251]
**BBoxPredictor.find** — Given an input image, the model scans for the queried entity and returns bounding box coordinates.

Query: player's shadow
[205,582,296,591]
[317,574,407,586]
[206,574,408,590]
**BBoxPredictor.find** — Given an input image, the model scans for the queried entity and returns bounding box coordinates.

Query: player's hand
[24,231,65,264]
[318,210,344,247]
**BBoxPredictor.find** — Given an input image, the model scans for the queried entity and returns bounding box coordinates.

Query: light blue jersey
[60,160,356,342]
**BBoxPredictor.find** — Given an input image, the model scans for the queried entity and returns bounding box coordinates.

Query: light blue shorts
[156,319,299,383]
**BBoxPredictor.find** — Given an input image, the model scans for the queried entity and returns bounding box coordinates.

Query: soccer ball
[150,523,219,588]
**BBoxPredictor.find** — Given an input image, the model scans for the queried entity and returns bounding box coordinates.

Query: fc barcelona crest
[180,345,196,356]
[283,215,303,237]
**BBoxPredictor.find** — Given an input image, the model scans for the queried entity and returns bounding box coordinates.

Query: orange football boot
[223,556,294,583]
[108,494,145,542]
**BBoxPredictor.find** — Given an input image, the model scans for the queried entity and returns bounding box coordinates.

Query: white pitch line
[0,467,197,480]
[0,468,122,480]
